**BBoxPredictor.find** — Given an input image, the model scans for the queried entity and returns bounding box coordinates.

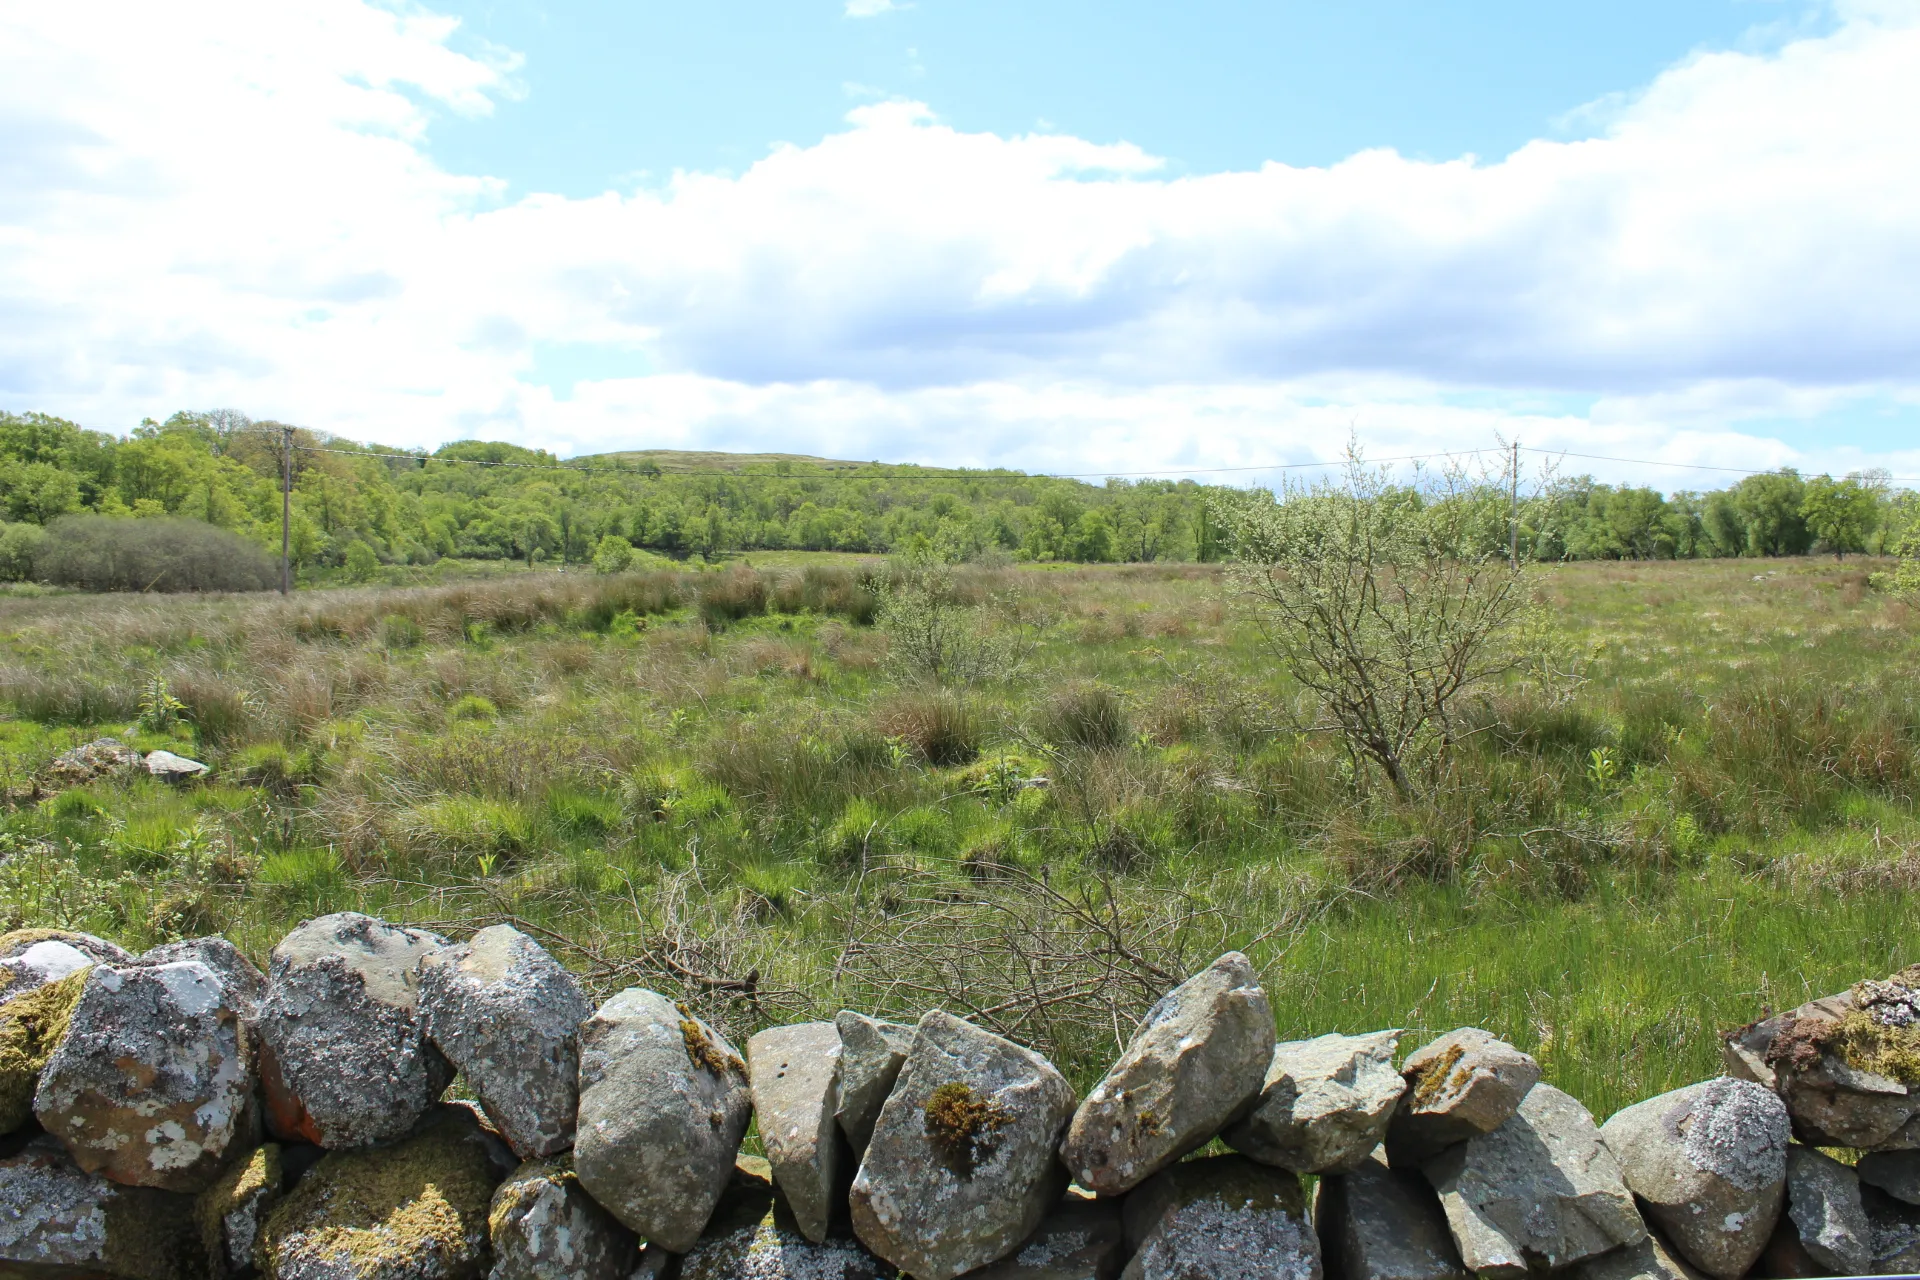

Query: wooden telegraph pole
[281,425,294,595]
[1508,440,1521,569]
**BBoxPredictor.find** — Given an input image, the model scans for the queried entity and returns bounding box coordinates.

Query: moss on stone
[100,1183,210,1280]
[486,1153,576,1241]
[256,1109,501,1278]
[0,965,89,1132]
[196,1143,281,1275]
[924,1082,1009,1178]
[676,1002,745,1078]
[1408,1042,1465,1109]
[1830,1008,1920,1085]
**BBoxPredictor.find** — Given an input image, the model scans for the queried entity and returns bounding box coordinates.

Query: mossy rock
[255,1106,507,1279]
[0,927,127,1001]
[198,1143,282,1279]
[0,966,90,1133]
[0,1134,206,1280]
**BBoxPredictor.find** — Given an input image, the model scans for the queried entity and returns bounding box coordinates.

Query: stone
[848,1009,1076,1280]
[0,967,92,1135]
[1061,952,1272,1196]
[1726,977,1920,1151]
[0,1133,206,1280]
[748,1020,846,1243]
[836,1010,914,1156]
[1226,1031,1405,1174]
[572,987,750,1252]
[1315,1149,1467,1280]
[34,960,253,1192]
[487,1154,638,1280]
[139,936,268,1020]
[1756,1145,1869,1279]
[1862,1183,1920,1274]
[1423,1082,1646,1276]
[679,1155,898,1280]
[419,925,591,1160]
[1859,1147,1920,1203]
[145,750,210,782]
[254,1103,509,1280]
[197,1143,283,1279]
[256,912,453,1149]
[1384,1028,1540,1169]
[1564,1232,1706,1280]
[46,737,143,785]
[0,927,129,1001]
[966,1196,1125,1280]
[1118,1154,1320,1280]
[1598,1076,1788,1279]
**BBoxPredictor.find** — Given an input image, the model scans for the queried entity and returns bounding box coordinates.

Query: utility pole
[1508,440,1521,570]
[280,425,294,595]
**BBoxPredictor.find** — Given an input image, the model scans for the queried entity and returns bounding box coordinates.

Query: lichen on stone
[0,964,90,1132]
[923,1082,1009,1178]
[1408,1041,1465,1108]
[677,1002,745,1078]
[196,1143,280,1275]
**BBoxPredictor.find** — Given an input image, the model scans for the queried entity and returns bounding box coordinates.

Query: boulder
[1315,1149,1467,1280]
[748,1019,846,1243]
[46,737,143,785]
[1598,1077,1788,1278]
[0,967,92,1134]
[1563,1232,1705,1280]
[1227,1030,1405,1174]
[145,750,209,782]
[848,1009,1076,1280]
[966,1196,1125,1280]
[35,960,253,1192]
[254,1103,510,1280]
[487,1154,638,1280]
[1423,1082,1646,1275]
[1863,1183,1920,1274]
[1119,1154,1320,1280]
[197,1143,282,1280]
[0,927,129,1001]
[138,936,267,1021]
[419,925,591,1160]
[1385,1028,1540,1168]
[571,987,750,1252]
[836,1010,913,1155]
[256,912,453,1149]
[1859,1147,1920,1203]
[679,1155,898,1280]
[0,1133,206,1279]
[1756,1145,1870,1279]
[1061,953,1272,1195]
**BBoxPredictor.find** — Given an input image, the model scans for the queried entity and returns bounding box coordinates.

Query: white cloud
[4,0,1920,486]
[844,0,904,17]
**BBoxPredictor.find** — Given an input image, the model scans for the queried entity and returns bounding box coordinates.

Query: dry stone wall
[0,913,1910,1279]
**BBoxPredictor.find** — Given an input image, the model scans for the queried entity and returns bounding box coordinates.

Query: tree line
[0,409,1907,582]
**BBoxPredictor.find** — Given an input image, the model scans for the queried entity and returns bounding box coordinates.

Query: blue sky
[1,0,1918,487]
[429,1,1814,194]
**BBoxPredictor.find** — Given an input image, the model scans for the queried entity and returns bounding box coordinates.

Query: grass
[0,555,1914,1120]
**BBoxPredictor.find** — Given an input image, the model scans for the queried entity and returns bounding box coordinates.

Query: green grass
[0,554,1912,1121]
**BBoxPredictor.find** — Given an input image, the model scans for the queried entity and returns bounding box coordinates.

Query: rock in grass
[748,1019,846,1243]
[139,936,267,1021]
[256,912,453,1149]
[487,1154,639,1280]
[34,960,254,1192]
[678,1155,898,1280]
[572,988,751,1252]
[966,1195,1125,1280]
[1424,1083,1645,1275]
[0,1133,206,1279]
[145,750,209,782]
[197,1143,283,1279]
[836,1010,913,1156]
[849,1010,1076,1280]
[1315,1148,1467,1280]
[1756,1146,1870,1279]
[1226,1030,1405,1174]
[1598,1077,1788,1278]
[1564,1232,1706,1280]
[1061,953,1272,1196]
[46,738,144,786]
[0,927,128,1001]
[0,966,92,1135]
[254,1103,509,1280]
[1384,1028,1540,1168]
[1118,1154,1320,1280]
[419,925,591,1160]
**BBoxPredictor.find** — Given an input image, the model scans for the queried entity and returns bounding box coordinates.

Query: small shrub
[343,543,380,583]
[449,695,498,723]
[1036,683,1130,751]
[592,535,636,575]
[35,514,277,593]
[872,692,981,766]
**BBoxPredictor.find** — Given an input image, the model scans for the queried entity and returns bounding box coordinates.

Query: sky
[2,0,1918,488]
